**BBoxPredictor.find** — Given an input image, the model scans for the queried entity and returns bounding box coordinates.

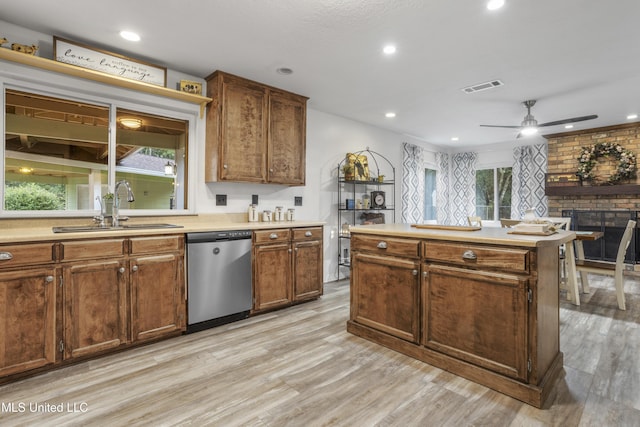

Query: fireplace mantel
[545,184,640,196]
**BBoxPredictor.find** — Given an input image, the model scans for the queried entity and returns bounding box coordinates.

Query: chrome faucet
[112,180,135,227]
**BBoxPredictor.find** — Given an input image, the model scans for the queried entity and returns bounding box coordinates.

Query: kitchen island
[347,223,575,408]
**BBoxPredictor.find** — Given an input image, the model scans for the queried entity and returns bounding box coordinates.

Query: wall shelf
[0,48,212,117]
[545,184,640,196]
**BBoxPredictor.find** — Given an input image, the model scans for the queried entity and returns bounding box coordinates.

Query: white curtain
[450,152,477,226]
[512,144,548,218]
[401,142,425,223]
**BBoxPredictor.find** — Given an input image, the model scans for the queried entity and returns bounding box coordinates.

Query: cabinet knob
[269,168,274,173]
[462,250,477,261]
[412,270,418,276]
[119,267,125,274]
[45,275,54,283]
[132,265,139,272]
[269,233,278,239]
[377,241,388,249]
[0,251,13,261]
[223,164,228,169]
[289,248,292,253]
[304,231,312,237]
[423,271,428,278]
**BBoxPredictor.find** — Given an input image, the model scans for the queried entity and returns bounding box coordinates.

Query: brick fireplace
[545,122,640,263]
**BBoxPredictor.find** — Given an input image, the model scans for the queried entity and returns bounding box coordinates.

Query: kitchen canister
[287,208,295,221]
[274,206,284,221]
[262,210,272,222]
[248,204,259,222]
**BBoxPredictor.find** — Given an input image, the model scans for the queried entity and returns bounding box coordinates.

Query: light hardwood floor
[1,276,640,426]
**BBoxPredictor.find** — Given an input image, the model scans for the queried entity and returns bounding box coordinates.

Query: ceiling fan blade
[538,115,598,127]
[479,124,522,129]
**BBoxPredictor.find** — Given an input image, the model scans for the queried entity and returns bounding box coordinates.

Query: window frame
[475,163,512,222]
[0,70,199,218]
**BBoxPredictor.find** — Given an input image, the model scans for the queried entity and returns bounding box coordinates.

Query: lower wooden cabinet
[351,252,421,343]
[130,253,185,342]
[63,260,128,359]
[0,268,57,377]
[253,226,323,313]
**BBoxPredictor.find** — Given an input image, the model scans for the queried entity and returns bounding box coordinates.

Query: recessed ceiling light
[520,127,538,136]
[120,31,140,42]
[487,0,505,10]
[627,114,638,120]
[385,112,396,118]
[451,137,459,141]
[276,67,293,75]
[565,124,574,129]
[383,45,396,55]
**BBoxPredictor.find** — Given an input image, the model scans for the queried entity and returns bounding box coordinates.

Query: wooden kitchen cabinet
[205,71,307,185]
[62,260,128,359]
[253,229,292,312]
[130,236,186,342]
[0,242,57,378]
[350,235,421,343]
[0,268,57,377]
[253,227,323,312]
[292,227,323,301]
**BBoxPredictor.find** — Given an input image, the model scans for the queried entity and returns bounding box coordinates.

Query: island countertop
[348,223,575,248]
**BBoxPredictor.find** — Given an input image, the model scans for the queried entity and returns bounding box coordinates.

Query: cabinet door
[63,260,128,359]
[423,264,528,381]
[268,91,306,185]
[293,240,323,301]
[219,79,268,182]
[130,253,185,342]
[351,252,420,343]
[253,243,292,311]
[0,268,56,377]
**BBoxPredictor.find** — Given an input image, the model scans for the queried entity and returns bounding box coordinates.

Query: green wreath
[576,142,636,184]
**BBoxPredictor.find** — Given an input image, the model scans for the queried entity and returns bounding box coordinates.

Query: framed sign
[545,172,580,187]
[53,36,166,87]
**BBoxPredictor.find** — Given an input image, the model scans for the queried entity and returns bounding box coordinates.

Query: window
[424,168,437,221]
[3,88,191,215]
[475,167,511,221]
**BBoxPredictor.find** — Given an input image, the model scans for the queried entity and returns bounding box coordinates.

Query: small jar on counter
[286,208,295,221]
[248,204,259,222]
[262,210,272,222]
[274,206,284,221]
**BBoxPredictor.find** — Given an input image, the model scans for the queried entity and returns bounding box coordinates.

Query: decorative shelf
[545,184,640,196]
[0,48,212,117]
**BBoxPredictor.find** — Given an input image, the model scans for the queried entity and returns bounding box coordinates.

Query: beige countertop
[0,213,325,244]
[349,223,575,248]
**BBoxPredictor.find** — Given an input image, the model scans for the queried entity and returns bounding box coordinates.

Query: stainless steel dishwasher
[186,230,252,333]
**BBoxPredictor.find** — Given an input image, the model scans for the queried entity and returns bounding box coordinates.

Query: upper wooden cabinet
[205,71,308,185]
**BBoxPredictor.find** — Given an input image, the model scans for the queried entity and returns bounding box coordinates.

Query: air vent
[462,79,504,94]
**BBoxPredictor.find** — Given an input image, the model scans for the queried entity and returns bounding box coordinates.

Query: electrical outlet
[216,194,227,206]
[294,196,302,206]
[252,194,259,205]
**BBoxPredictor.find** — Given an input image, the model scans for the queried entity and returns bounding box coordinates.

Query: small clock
[371,191,386,209]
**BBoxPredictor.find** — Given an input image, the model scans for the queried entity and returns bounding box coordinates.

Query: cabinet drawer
[292,227,322,241]
[423,241,529,272]
[254,229,291,244]
[61,239,126,261]
[0,242,55,269]
[129,235,183,255]
[351,234,420,259]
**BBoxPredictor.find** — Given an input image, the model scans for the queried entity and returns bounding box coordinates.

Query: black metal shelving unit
[337,149,395,279]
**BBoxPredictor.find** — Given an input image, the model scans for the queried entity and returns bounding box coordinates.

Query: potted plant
[102,193,114,216]
[342,164,355,181]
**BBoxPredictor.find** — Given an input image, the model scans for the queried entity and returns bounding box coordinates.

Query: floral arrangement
[576,142,637,184]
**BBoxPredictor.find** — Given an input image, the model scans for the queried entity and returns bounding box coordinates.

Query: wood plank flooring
[1,275,640,426]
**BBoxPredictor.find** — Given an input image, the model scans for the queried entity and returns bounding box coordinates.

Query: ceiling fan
[480,100,598,137]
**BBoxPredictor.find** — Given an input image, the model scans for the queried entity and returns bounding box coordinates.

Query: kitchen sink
[52,223,183,233]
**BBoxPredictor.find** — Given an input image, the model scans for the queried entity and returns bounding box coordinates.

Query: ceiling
[2,0,640,147]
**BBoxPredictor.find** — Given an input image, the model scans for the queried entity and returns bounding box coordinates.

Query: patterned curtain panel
[401,142,425,223]
[512,144,548,218]
[451,152,477,226]
[435,152,451,225]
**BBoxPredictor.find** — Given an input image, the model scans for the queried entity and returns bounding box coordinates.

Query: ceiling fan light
[487,0,505,10]
[521,126,538,136]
